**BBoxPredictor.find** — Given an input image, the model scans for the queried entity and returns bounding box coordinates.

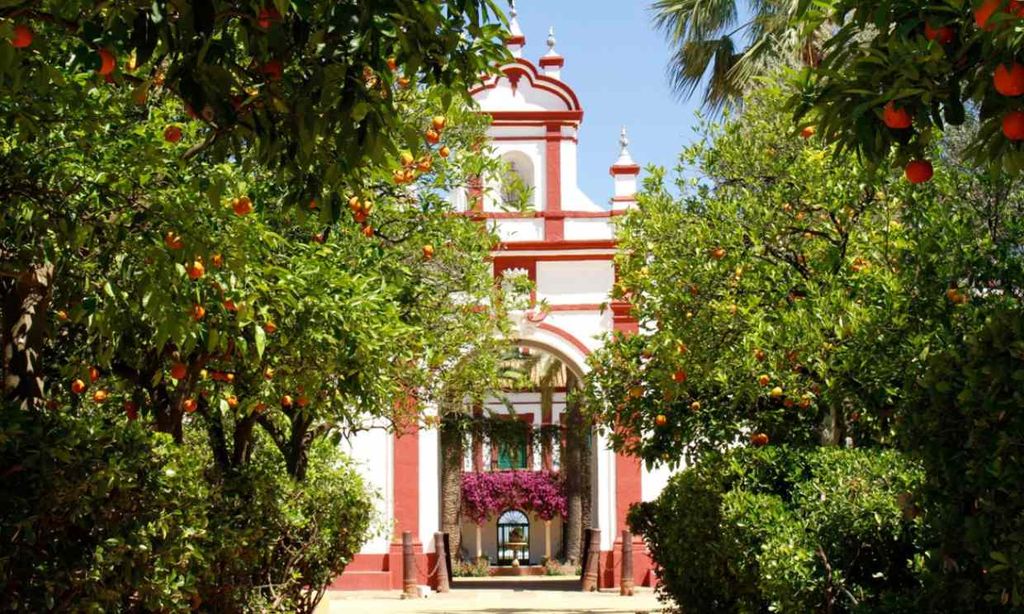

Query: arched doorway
[496,509,530,565]
[440,340,596,588]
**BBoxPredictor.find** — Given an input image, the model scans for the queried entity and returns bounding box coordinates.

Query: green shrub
[199,440,374,613]
[902,308,1024,611]
[452,557,491,577]
[0,406,211,612]
[0,407,374,613]
[630,446,924,613]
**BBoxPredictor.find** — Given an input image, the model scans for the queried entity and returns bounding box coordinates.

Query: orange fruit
[800,126,815,139]
[264,367,274,380]
[362,225,374,238]
[223,298,237,312]
[192,304,206,321]
[654,414,667,427]
[164,125,182,143]
[905,159,934,184]
[424,128,440,144]
[257,6,281,29]
[296,395,309,407]
[232,196,253,216]
[92,389,109,403]
[263,321,277,334]
[124,400,139,420]
[672,370,687,383]
[422,244,435,260]
[183,398,198,413]
[11,24,32,48]
[1003,110,1024,140]
[71,379,87,394]
[97,48,116,76]
[439,145,451,158]
[750,432,769,447]
[690,401,701,411]
[281,394,293,408]
[400,152,415,167]
[710,247,726,260]
[226,395,238,408]
[170,362,188,380]
[211,253,223,268]
[882,102,913,129]
[923,22,955,44]
[164,231,184,250]
[187,260,205,280]
[770,386,784,399]
[387,57,397,71]
[995,63,1024,97]
[89,366,101,382]
[432,116,447,131]
[397,77,410,88]
[758,374,770,387]
[417,156,433,172]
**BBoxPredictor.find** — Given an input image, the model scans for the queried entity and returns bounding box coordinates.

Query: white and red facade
[332,11,670,592]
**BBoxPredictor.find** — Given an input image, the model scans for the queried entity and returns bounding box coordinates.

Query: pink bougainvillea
[461,470,567,524]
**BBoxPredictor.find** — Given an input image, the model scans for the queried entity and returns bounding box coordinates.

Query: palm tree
[653,0,819,111]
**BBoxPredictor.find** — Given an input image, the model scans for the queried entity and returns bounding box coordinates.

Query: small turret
[506,0,526,58]
[610,127,640,209]
[539,27,565,79]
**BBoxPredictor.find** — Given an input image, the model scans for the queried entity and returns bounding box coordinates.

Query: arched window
[500,152,534,209]
[496,509,530,565]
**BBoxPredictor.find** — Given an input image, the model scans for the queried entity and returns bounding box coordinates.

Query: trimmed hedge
[629,446,924,613]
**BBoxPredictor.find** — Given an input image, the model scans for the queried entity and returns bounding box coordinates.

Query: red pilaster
[390,423,423,589]
[544,123,564,241]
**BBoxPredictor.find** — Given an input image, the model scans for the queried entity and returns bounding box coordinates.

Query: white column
[476,524,483,560]
[419,405,440,553]
[544,520,551,559]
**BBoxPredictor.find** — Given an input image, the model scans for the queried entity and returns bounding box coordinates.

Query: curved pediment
[470,59,582,119]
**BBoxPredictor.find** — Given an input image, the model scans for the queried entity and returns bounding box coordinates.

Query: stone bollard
[433,532,450,593]
[620,530,635,596]
[401,531,418,599]
[581,528,601,592]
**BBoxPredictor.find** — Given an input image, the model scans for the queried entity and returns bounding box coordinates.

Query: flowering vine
[461,470,567,524]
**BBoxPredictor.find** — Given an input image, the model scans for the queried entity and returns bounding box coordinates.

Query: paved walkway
[316,578,667,613]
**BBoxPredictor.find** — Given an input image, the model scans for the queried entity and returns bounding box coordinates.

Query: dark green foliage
[629,446,924,613]
[0,406,210,611]
[903,309,1024,610]
[0,405,374,613]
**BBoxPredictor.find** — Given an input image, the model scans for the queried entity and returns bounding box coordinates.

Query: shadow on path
[451,578,580,591]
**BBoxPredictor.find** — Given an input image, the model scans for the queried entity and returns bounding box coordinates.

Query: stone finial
[506,0,525,58]
[614,126,636,167]
[539,25,565,76]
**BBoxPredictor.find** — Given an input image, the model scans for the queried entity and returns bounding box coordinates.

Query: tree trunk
[580,420,592,536]
[285,415,311,481]
[1,263,53,409]
[563,373,583,564]
[439,415,464,560]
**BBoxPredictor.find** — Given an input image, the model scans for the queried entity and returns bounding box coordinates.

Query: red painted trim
[539,55,565,68]
[545,303,605,312]
[493,135,578,143]
[615,453,643,545]
[611,195,636,202]
[611,300,639,334]
[490,110,583,122]
[506,35,526,45]
[491,120,577,128]
[393,424,419,543]
[496,239,617,251]
[544,123,563,241]
[610,164,641,176]
[536,322,591,357]
[470,58,582,111]
[469,210,624,219]
[495,253,614,263]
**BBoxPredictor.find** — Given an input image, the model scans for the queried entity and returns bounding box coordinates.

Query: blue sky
[510,0,704,202]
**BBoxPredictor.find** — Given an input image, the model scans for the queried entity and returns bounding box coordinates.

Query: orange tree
[789,0,1024,178]
[586,85,1024,611]
[583,87,1024,467]
[0,0,510,408]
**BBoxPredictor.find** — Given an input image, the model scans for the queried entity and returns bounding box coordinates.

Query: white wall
[342,426,393,554]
